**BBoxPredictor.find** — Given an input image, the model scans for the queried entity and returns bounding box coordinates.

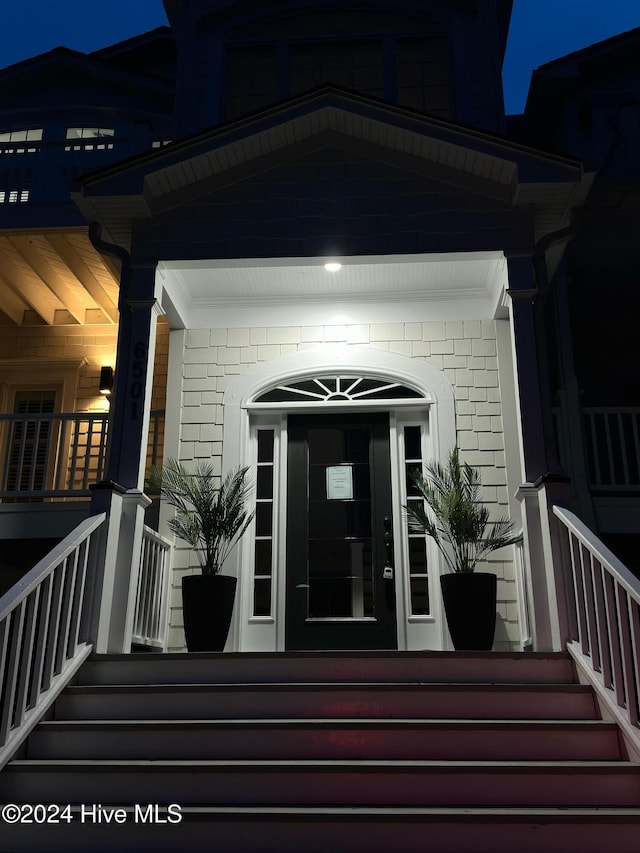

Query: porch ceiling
[159,250,508,329]
[0,228,120,327]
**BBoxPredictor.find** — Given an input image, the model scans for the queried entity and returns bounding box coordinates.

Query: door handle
[383,516,393,580]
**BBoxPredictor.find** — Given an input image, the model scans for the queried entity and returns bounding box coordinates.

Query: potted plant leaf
[149,460,254,652]
[404,447,522,650]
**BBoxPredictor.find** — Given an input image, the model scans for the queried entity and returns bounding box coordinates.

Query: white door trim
[222,345,456,651]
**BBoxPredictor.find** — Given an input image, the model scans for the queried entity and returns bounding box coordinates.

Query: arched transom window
[254,374,425,404]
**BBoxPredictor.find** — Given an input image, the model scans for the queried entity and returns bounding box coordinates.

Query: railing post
[88,481,151,653]
[517,478,573,651]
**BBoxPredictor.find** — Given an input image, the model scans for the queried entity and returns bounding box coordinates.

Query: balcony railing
[582,407,640,491]
[0,410,164,500]
[554,406,640,494]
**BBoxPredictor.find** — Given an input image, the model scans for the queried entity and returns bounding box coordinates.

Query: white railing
[132,526,172,650]
[582,407,640,491]
[0,410,165,499]
[0,513,106,769]
[514,536,532,651]
[0,412,108,498]
[554,505,640,752]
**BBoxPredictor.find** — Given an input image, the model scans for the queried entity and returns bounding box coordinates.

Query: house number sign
[129,340,146,419]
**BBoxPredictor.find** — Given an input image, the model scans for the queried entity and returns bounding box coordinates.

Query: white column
[89,484,152,653]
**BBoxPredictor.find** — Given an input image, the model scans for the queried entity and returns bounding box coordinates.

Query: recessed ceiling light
[324,262,342,272]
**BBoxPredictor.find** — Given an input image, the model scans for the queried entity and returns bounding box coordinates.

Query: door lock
[383,516,394,580]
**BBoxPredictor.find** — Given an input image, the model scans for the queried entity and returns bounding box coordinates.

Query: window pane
[254,539,272,576]
[408,537,427,573]
[253,578,272,616]
[255,501,273,536]
[406,464,422,496]
[257,430,274,463]
[225,45,278,119]
[256,466,273,499]
[66,127,115,139]
[290,39,384,98]
[410,576,430,615]
[396,36,450,116]
[404,426,422,461]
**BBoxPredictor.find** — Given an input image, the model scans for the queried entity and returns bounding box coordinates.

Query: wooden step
[3,759,640,807]
[5,650,638,851]
[54,682,599,721]
[2,806,640,853]
[77,651,578,687]
[27,718,622,761]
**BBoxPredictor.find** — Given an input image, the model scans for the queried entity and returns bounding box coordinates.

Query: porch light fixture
[99,366,114,396]
[324,261,342,272]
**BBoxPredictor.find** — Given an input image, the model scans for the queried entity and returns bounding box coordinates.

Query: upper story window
[224,32,450,121]
[226,45,279,120]
[289,39,384,99]
[64,128,115,152]
[396,37,450,115]
[0,129,43,154]
[0,166,32,203]
[0,189,30,204]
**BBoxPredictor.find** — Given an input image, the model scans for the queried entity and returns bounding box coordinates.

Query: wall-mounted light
[99,366,114,396]
[324,261,342,273]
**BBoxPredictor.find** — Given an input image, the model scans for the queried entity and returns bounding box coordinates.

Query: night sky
[1,0,639,115]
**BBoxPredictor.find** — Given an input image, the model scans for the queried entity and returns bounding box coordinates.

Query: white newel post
[89,264,163,653]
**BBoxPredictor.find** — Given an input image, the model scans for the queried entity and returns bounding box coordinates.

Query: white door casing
[222,345,456,652]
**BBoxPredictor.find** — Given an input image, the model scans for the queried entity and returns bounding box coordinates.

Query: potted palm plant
[405,447,522,650]
[149,460,254,652]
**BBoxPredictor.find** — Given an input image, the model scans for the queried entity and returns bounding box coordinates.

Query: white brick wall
[166,319,520,653]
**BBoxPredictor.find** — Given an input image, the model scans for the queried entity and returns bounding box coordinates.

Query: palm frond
[149,460,254,575]
[404,446,522,573]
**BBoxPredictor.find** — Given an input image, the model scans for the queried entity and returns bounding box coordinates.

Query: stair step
[78,651,578,686]
[28,718,622,761]
[54,682,599,721]
[3,759,640,807]
[3,806,640,853]
[6,650,638,849]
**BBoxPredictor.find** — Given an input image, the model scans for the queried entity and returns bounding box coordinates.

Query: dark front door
[286,413,397,650]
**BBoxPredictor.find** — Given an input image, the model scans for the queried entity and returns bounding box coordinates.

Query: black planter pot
[181,574,237,652]
[440,572,497,651]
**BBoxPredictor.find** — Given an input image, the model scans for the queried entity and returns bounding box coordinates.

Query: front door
[286,413,397,650]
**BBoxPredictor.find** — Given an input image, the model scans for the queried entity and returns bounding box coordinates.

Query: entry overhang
[72,87,590,251]
[158,250,509,329]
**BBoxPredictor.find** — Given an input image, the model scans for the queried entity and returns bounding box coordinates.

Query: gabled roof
[0,46,173,99]
[90,27,177,82]
[523,25,640,129]
[72,84,588,247]
[525,26,640,108]
[535,25,640,75]
[91,26,173,61]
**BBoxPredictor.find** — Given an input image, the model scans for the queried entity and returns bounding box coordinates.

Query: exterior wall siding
[0,318,169,414]
[0,324,118,411]
[132,151,531,266]
[165,319,520,653]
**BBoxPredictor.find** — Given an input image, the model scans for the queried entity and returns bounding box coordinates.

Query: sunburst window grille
[255,375,424,404]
